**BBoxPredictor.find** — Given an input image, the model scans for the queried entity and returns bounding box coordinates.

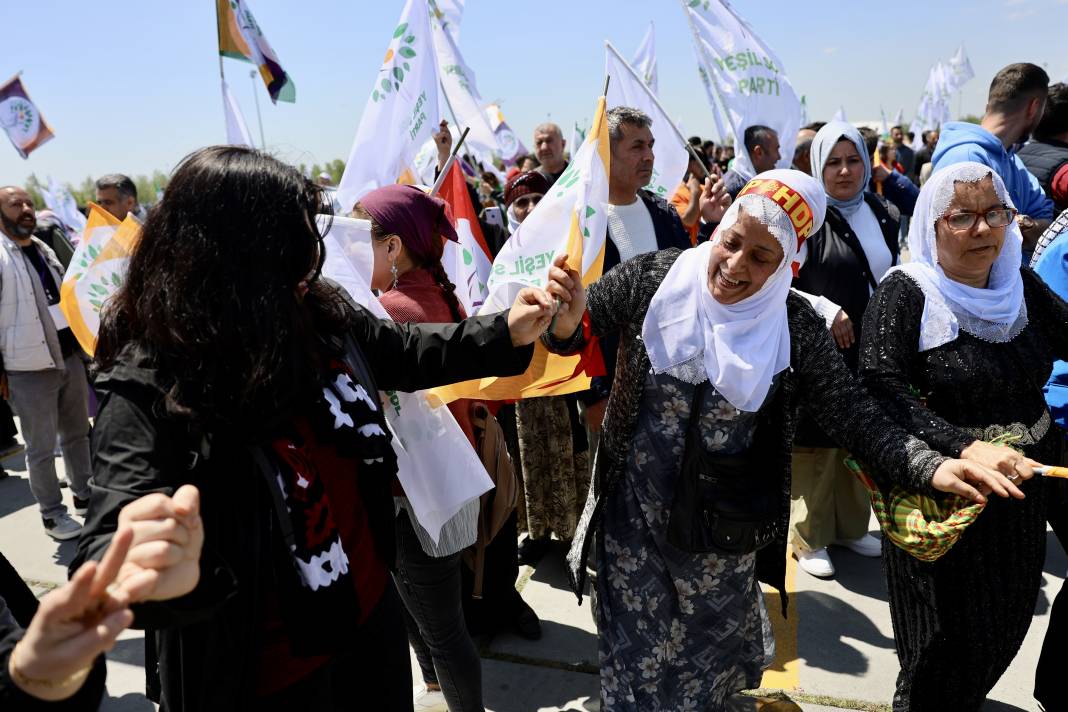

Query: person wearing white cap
[540,169,1013,711]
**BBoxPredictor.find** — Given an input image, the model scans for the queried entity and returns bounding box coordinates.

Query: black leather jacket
[71,298,532,711]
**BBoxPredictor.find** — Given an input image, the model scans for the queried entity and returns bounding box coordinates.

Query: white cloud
[822,47,837,55]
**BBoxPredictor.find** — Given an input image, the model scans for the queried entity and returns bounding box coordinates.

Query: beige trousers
[789,447,872,552]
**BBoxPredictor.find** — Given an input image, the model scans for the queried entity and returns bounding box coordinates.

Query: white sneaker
[43,513,82,541]
[834,533,882,558]
[413,686,449,711]
[794,546,835,578]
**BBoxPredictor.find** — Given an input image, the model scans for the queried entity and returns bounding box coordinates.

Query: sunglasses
[941,208,1017,232]
[513,195,542,210]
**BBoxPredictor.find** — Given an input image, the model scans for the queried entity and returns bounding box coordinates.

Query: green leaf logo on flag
[372,23,418,103]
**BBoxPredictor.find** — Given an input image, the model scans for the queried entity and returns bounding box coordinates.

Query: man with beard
[933,63,1053,251]
[0,187,92,541]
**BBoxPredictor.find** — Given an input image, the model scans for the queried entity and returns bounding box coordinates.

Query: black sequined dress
[859,268,1068,711]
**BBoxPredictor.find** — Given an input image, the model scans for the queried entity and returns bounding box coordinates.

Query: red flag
[437,162,494,313]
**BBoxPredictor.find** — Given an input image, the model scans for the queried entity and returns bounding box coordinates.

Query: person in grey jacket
[0,186,92,541]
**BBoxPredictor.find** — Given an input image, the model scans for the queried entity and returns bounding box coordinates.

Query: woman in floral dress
[541,169,1021,711]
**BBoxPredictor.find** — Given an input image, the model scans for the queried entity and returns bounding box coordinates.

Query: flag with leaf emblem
[430,92,610,404]
[0,75,54,159]
[438,161,493,314]
[216,0,295,103]
[59,205,140,356]
[336,0,439,213]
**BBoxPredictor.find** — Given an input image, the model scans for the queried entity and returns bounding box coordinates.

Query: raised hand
[698,172,732,224]
[545,253,586,340]
[506,287,555,346]
[8,529,136,701]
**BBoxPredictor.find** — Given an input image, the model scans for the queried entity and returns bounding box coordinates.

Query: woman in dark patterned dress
[859,162,1066,711]
[541,169,1016,711]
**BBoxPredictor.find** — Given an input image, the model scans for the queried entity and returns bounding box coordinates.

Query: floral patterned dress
[596,371,776,712]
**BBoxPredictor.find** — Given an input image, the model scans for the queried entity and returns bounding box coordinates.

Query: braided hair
[359,204,465,323]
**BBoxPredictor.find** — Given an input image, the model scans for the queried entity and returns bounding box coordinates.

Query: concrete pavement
[1,450,1059,711]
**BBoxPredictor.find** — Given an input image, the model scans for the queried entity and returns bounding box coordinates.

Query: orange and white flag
[59,204,140,356]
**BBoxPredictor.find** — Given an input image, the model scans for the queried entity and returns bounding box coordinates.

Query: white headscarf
[810,121,872,218]
[886,161,1026,351]
[641,169,827,412]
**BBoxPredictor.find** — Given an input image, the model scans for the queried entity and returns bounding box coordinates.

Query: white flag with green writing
[336,0,439,213]
[684,0,800,179]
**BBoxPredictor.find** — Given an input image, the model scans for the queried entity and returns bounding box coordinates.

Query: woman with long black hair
[71,146,553,711]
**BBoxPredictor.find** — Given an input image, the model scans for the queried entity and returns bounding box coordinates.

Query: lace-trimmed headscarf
[886,161,1026,352]
[641,169,826,412]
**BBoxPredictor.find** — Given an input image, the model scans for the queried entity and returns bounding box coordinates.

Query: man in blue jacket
[1029,206,1068,712]
[933,62,1053,252]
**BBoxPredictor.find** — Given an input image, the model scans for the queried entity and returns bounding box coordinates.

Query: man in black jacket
[581,106,730,435]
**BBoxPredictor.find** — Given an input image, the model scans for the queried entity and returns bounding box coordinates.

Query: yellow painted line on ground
[759,552,800,690]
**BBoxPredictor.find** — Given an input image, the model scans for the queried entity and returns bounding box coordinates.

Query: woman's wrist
[8,639,92,701]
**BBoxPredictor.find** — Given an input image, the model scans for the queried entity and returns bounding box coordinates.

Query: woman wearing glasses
[859,162,1068,711]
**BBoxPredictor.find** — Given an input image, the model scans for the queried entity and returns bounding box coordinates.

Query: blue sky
[3,0,1067,188]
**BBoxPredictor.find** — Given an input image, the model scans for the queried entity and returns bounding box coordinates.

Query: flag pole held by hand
[430,126,471,196]
[548,77,610,335]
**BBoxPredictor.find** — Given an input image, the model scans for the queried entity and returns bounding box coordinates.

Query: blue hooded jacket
[1033,216,1068,435]
[932,121,1054,220]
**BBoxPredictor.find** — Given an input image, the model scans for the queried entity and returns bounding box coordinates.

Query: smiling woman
[536,169,1014,712]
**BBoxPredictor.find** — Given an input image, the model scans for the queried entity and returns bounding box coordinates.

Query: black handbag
[666,382,777,555]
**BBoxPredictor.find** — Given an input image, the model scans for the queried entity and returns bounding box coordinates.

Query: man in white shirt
[582,107,730,433]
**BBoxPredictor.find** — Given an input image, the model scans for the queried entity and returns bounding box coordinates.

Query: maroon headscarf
[360,184,458,264]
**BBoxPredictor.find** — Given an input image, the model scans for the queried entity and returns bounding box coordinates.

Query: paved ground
[2,450,1060,711]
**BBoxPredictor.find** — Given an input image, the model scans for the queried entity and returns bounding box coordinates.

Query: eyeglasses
[513,195,542,210]
[941,208,1017,232]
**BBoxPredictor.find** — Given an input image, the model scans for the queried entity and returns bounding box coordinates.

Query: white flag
[221,78,254,147]
[832,106,847,122]
[428,0,464,44]
[893,107,904,129]
[430,8,500,161]
[631,21,658,95]
[317,214,492,543]
[879,107,889,136]
[336,0,439,213]
[41,177,87,237]
[485,104,527,163]
[684,0,800,179]
[606,41,689,201]
[947,44,975,92]
[482,95,611,313]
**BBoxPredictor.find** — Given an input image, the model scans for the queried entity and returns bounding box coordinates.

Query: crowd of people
[0,59,1067,712]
